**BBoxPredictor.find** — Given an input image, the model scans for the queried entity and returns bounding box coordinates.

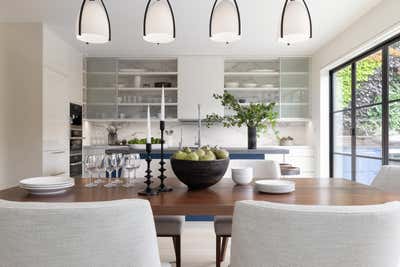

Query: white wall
[0,23,43,189]
[311,0,400,177]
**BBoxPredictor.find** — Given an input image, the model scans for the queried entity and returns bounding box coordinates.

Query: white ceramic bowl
[225,82,239,88]
[255,179,295,194]
[242,83,258,88]
[232,168,253,185]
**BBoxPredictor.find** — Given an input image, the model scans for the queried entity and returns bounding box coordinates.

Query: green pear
[182,147,192,154]
[195,149,206,157]
[200,150,217,161]
[201,145,211,151]
[185,152,199,161]
[173,151,187,160]
[215,149,229,159]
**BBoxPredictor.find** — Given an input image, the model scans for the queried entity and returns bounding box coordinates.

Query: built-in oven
[70,103,83,178]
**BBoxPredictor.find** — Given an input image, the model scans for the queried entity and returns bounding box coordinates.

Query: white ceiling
[0,0,382,57]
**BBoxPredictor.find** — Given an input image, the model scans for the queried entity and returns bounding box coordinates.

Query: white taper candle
[147,105,151,144]
[161,86,165,121]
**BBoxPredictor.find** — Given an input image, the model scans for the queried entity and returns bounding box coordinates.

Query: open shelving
[84,58,178,121]
[224,57,310,121]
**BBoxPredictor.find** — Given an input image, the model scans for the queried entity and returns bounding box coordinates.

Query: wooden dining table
[1,178,400,215]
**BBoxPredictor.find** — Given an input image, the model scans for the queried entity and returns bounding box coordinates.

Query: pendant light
[209,0,241,44]
[143,0,176,44]
[280,0,312,45]
[76,0,111,43]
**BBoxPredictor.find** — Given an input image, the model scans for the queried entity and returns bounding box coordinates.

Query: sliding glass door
[330,36,400,184]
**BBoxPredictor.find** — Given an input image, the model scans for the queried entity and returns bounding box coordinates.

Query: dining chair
[230,200,400,267]
[155,216,184,267]
[372,165,400,193]
[0,199,170,267]
[214,160,281,267]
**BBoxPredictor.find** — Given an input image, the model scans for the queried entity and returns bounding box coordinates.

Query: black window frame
[329,33,400,181]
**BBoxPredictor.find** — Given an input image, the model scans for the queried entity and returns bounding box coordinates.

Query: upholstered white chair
[372,165,400,193]
[0,199,170,267]
[230,200,400,267]
[214,160,281,267]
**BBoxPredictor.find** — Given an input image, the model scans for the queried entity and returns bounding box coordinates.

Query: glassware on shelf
[123,154,141,188]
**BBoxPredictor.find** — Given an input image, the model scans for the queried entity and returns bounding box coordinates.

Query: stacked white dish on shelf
[19,177,75,195]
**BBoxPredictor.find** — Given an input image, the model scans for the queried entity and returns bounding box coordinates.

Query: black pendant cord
[138,143,159,196]
[158,121,173,192]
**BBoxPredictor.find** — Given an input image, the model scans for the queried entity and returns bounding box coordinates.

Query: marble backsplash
[84,121,313,148]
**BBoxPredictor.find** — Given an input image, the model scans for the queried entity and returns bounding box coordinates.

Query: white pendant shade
[210,0,241,43]
[76,0,111,44]
[280,0,312,44]
[143,0,176,44]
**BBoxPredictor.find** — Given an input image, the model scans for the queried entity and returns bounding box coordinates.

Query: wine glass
[94,154,105,184]
[113,153,125,185]
[104,154,117,188]
[84,154,98,188]
[123,154,141,188]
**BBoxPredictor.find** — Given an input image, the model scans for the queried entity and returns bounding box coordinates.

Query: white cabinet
[178,56,224,120]
[267,146,315,177]
[42,68,69,152]
[43,150,68,177]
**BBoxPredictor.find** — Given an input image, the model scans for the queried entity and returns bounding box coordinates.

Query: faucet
[195,104,202,148]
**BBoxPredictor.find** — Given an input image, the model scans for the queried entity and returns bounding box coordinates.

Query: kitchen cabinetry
[84,58,178,121]
[178,56,224,120]
[267,146,315,177]
[224,57,310,121]
[42,68,68,152]
[42,26,82,177]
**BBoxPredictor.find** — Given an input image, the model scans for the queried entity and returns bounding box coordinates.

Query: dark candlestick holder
[158,121,173,192]
[138,143,159,196]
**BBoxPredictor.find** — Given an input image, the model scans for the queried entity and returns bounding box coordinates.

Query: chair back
[230,200,400,267]
[372,165,400,193]
[0,199,162,267]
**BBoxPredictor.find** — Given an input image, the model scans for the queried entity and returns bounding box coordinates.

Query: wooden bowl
[170,158,230,190]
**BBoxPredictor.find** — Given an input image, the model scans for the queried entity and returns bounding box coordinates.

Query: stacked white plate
[19,177,75,195]
[255,179,295,194]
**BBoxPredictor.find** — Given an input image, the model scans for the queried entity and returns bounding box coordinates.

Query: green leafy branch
[206,92,279,139]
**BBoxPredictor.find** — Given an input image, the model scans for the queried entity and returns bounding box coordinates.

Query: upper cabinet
[178,56,224,120]
[83,56,309,122]
[84,58,178,121]
[224,57,310,121]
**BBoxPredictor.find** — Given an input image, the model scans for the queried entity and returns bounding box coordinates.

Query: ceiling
[0,0,382,57]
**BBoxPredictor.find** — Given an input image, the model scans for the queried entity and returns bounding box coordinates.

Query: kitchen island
[105,146,289,160]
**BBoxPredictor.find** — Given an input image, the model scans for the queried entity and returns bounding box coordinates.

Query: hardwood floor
[159,222,230,267]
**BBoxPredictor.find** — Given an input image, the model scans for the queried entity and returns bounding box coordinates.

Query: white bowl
[255,179,295,194]
[225,82,239,88]
[242,83,258,88]
[232,168,253,185]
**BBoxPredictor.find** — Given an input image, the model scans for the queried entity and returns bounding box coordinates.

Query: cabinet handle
[52,172,66,176]
[51,151,66,154]
[70,162,83,166]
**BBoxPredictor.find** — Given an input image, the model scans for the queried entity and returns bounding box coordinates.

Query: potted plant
[206,92,279,149]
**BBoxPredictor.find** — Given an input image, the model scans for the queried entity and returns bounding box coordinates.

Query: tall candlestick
[147,105,151,144]
[161,86,165,121]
